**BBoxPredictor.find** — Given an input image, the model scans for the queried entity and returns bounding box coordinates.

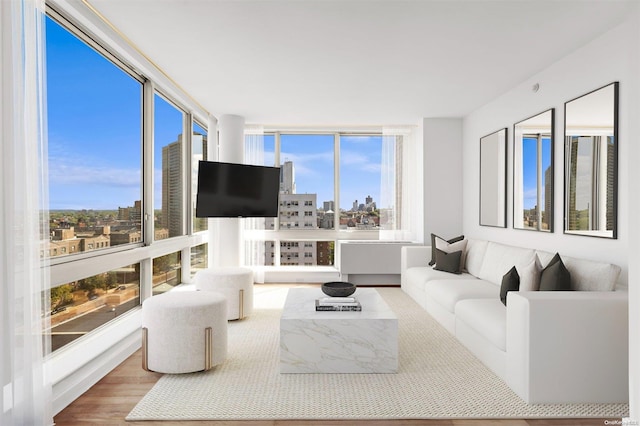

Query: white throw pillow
[435,237,468,271]
[517,255,542,292]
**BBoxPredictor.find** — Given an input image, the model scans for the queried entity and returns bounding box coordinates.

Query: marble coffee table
[279,287,398,373]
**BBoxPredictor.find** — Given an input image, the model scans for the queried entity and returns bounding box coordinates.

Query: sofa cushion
[404,267,473,292]
[434,249,463,274]
[536,250,620,291]
[518,255,542,292]
[500,266,520,305]
[455,299,507,351]
[477,242,536,286]
[425,278,499,313]
[435,237,468,272]
[429,233,464,266]
[539,253,572,291]
[464,238,488,276]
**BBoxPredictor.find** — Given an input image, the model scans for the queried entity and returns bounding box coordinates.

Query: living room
[2,0,639,424]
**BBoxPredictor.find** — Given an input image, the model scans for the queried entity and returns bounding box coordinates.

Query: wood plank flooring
[54,284,621,426]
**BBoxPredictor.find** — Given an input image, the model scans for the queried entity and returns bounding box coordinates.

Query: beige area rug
[126,287,629,421]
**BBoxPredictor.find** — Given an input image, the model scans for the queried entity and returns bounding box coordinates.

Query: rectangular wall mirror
[513,109,554,232]
[564,82,618,238]
[480,128,507,228]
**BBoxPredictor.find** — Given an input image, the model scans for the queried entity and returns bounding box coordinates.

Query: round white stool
[141,291,227,374]
[194,267,254,320]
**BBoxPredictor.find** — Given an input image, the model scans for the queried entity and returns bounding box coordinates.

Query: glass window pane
[192,122,208,232]
[48,264,140,351]
[568,136,594,231]
[152,251,182,295]
[276,241,334,266]
[279,134,333,230]
[541,137,552,230]
[339,135,382,230]
[243,241,275,266]
[190,244,208,278]
[154,94,185,240]
[46,16,142,258]
[521,137,538,230]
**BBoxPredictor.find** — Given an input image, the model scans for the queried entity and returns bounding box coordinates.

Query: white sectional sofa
[401,238,629,404]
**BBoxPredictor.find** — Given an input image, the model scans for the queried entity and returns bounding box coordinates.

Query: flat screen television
[195,160,280,218]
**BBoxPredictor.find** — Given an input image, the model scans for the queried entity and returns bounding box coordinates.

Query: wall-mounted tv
[195,160,280,218]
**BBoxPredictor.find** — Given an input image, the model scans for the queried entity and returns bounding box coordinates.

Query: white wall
[462,8,639,419]
[423,118,464,243]
[463,15,635,286]
[625,5,640,421]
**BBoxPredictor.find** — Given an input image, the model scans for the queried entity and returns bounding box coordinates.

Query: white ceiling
[88,0,635,127]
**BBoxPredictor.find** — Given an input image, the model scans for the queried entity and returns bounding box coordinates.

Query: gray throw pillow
[500,266,520,306]
[434,249,462,274]
[429,233,464,266]
[539,253,572,291]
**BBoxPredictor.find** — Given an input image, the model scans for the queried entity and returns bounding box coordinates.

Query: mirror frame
[563,82,619,239]
[513,109,555,232]
[479,128,507,228]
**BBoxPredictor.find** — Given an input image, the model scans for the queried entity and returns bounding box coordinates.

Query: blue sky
[521,137,552,209]
[46,16,142,210]
[46,16,383,212]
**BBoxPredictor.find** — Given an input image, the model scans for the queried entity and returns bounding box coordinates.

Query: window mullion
[143,80,155,246]
[183,113,192,237]
[334,133,340,232]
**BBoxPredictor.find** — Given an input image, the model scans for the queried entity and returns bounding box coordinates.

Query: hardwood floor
[54,284,620,426]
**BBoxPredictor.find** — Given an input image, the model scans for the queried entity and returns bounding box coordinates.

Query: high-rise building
[162,136,183,237]
[192,133,208,232]
[607,136,615,231]
[280,161,296,194]
[265,160,319,265]
[544,165,553,230]
[118,200,142,222]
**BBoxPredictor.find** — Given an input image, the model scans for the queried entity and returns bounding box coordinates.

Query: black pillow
[539,253,572,291]
[429,233,464,266]
[434,249,462,274]
[500,266,520,306]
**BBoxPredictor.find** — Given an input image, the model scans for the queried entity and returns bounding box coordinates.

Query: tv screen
[195,161,281,218]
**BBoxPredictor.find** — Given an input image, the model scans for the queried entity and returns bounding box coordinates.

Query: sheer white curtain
[380,126,422,242]
[1,1,52,424]
[243,125,267,282]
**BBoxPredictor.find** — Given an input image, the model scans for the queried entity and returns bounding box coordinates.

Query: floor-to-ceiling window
[45,7,207,351]
[45,11,144,348]
[154,93,185,241]
[46,13,143,259]
[248,132,394,268]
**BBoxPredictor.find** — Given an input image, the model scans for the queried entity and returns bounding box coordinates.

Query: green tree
[79,274,106,296]
[50,284,73,308]
[106,271,117,289]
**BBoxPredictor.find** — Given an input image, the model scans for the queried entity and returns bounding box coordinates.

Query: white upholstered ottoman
[141,291,227,374]
[194,267,254,320]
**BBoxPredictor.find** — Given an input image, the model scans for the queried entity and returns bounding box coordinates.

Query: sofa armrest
[506,291,628,403]
[400,245,431,273]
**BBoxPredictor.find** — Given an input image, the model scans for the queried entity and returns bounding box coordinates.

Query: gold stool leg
[142,327,150,371]
[204,327,213,371]
[239,289,245,320]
